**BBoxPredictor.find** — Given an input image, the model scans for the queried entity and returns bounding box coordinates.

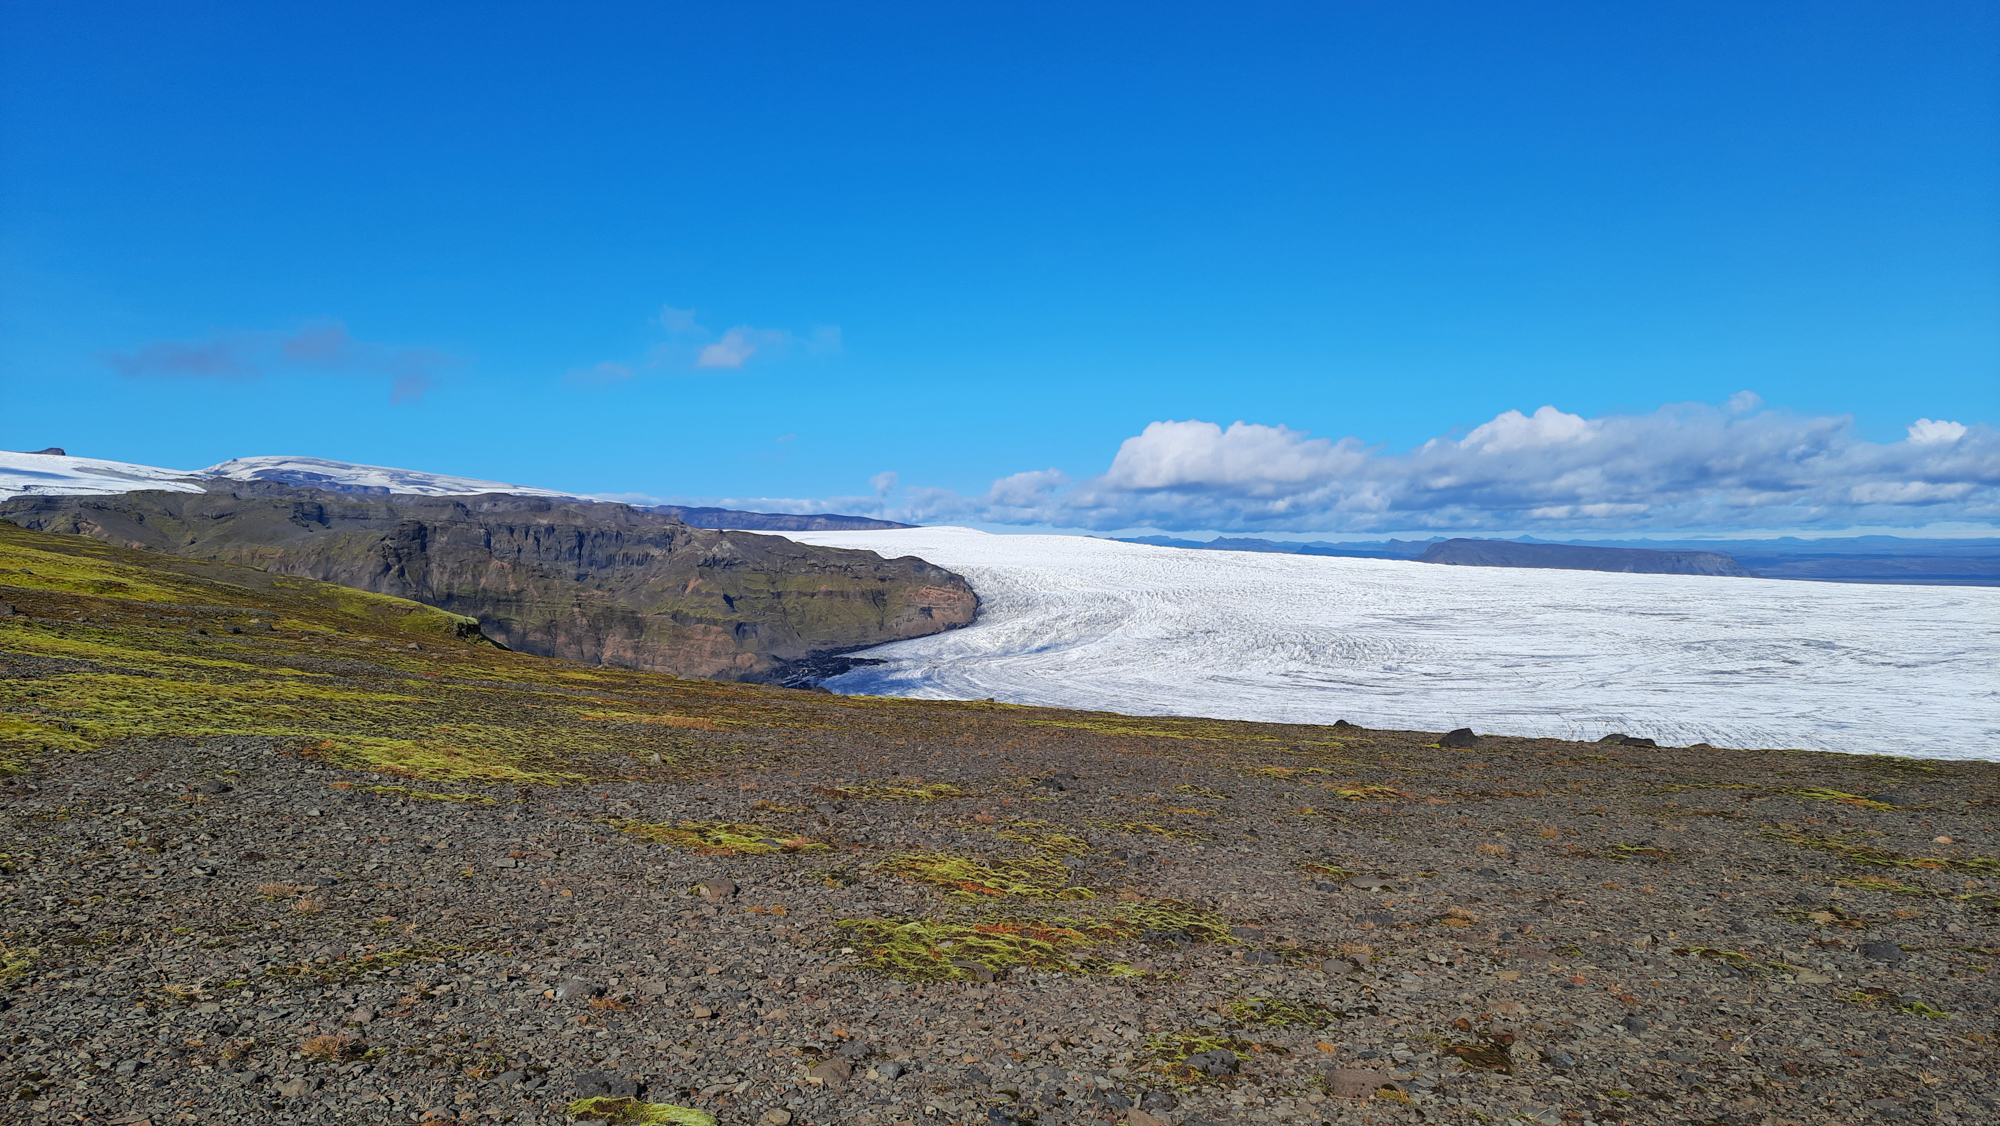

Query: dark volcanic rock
[1418,538,1757,577]
[0,485,976,680]
[1439,727,1479,748]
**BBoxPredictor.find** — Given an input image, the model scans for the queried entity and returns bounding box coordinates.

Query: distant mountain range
[0,449,898,529]
[1120,533,2000,586]
[5,447,1993,585]
[1416,538,1756,576]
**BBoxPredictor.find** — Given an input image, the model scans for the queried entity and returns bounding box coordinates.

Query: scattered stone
[554,978,606,1000]
[344,1005,375,1024]
[1127,1111,1172,1126]
[197,779,232,794]
[1621,1015,1649,1033]
[698,877,738,901]
[760,1111,794,1125]
[1139,1090,1178,1110]
[1439,727,1479,749]
[1330,1068,1402,1098]
[1620,736,1658,747]
[573,1070,638,1099]
[1859,941,1908,963]
[1183,1049,1238,1076]
[273,1076,322,1097]
[809,1058,852,1085]
[877,1061,906,1080]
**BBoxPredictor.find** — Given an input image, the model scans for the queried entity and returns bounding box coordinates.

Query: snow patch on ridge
[782,526,2000,760]
[200,456,577,498]
[0,450,206,499]
[0,450,575,501]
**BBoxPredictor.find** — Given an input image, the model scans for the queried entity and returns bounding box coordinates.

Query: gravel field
[4,722,1996,1126]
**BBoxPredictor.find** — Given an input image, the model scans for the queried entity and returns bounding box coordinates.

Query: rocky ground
[2,720,1996,1126]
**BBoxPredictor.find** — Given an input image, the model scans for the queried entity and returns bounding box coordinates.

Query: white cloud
[1459,405,1594,452]
[1728,390,1763,414]
[1908,418,1968,445]
[1104,421,1364,491]
[767,398,1998,534]
[696,328,760,369]
[870,471,899,497]
[578,307,834,380]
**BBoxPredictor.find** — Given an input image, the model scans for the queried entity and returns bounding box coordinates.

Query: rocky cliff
[0,485,976,681]
[1417,538,1757,577]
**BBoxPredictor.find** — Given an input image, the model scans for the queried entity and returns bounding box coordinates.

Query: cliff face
[0,485,976,681]
[1417,538,1757,577]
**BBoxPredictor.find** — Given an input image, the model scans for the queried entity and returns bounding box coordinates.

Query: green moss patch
[1763,828,2000,874]
[609,819,822,856]
[565,1097,716,1125]
[877,851,1093,900]
[840,897,1231,982]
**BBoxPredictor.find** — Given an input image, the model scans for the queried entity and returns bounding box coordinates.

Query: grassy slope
[0,520,1283,786]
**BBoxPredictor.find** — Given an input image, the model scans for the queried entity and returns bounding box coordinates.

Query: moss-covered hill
[0,517,988,781]
[0,486,975,683]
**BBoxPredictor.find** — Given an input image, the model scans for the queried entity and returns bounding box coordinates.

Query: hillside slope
[0,486,974,682]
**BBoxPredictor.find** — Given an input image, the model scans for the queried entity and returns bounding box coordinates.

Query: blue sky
[2,2,1996,534]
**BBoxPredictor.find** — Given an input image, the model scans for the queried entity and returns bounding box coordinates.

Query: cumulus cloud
[696,327,762,369]
[103,321,461,404]
[758,399,1998,534]
[1908,418,1968,445]
[580,305,838,381]
[870,471,899,497]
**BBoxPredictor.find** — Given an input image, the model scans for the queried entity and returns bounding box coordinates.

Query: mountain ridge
[0,484,975,683]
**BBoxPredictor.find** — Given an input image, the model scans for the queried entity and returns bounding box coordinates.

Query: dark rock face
[0,485,976,681]
[1417,538,1757,577]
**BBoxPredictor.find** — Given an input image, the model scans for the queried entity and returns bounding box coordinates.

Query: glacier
[0,451,574,501]
[782,527,2000,760]
[0,450,207,499]
[199,456,575,498]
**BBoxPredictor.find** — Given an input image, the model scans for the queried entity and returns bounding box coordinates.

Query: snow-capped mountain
[781,526,2000,760]
[0,449,207,499]
[0,449,574,501]
[199,456,577,498]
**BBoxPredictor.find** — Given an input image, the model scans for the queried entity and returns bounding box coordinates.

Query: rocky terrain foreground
[1,521,1996,1126]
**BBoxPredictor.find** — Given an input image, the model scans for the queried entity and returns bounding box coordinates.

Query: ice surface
[0,451,206,500]
[0,451,575,501]
[199,456,577,497]
[782,527,2000,760]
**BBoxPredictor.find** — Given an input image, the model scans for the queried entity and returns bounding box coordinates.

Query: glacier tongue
[781,526,2000,760]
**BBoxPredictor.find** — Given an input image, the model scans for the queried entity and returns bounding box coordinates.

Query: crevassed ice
[781,527,2000,761]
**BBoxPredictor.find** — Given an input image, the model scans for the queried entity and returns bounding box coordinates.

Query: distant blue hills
[1116,534,2000,586]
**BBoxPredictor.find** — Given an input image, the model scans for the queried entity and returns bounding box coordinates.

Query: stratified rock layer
[0,485,974,680]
